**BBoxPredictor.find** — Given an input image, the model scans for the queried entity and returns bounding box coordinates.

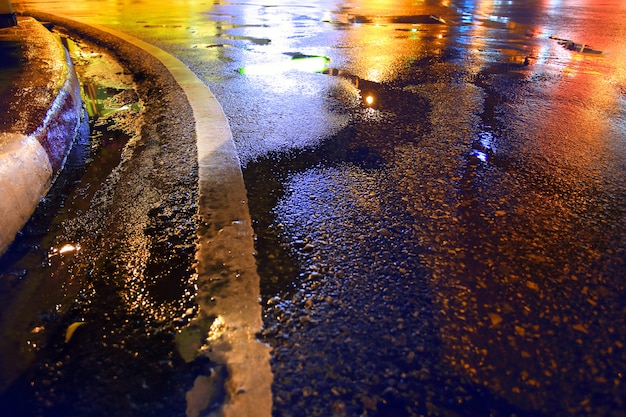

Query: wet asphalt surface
[2,1,626,416]
[238,3,626,416]
[0,23,208,416]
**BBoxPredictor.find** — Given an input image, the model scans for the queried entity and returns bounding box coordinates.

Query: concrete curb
[0,17,84,255]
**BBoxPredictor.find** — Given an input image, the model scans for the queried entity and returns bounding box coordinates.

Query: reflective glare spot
[472,150,488,162]
[365,95,375,106]
[240,56,330,75]
[59,243,80,254]
[49,243,81,258]
[207,315,226,342]
[460,13,473,24]
[288,56,330,73]
[479,131,496,152]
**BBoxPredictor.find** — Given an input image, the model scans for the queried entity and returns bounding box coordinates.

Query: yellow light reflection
[340,13,449,83]
[49,243,81,258]
[207,315,226,342]
[59,243,79,254]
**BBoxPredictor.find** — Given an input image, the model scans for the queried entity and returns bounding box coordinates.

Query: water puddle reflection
[471,130,497,163]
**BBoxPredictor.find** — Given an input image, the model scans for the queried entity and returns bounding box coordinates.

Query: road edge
[20,11,273,417]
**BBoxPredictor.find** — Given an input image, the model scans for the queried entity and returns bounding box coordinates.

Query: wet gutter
[19,11,273,417]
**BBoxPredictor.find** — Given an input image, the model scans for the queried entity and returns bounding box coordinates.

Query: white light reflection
[472,130,497,162]
[49,243,81,257]
[548,0,562,9]
[472,149,488,162]
[479,130,496,152]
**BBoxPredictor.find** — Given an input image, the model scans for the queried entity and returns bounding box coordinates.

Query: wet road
[4,0,626,416]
